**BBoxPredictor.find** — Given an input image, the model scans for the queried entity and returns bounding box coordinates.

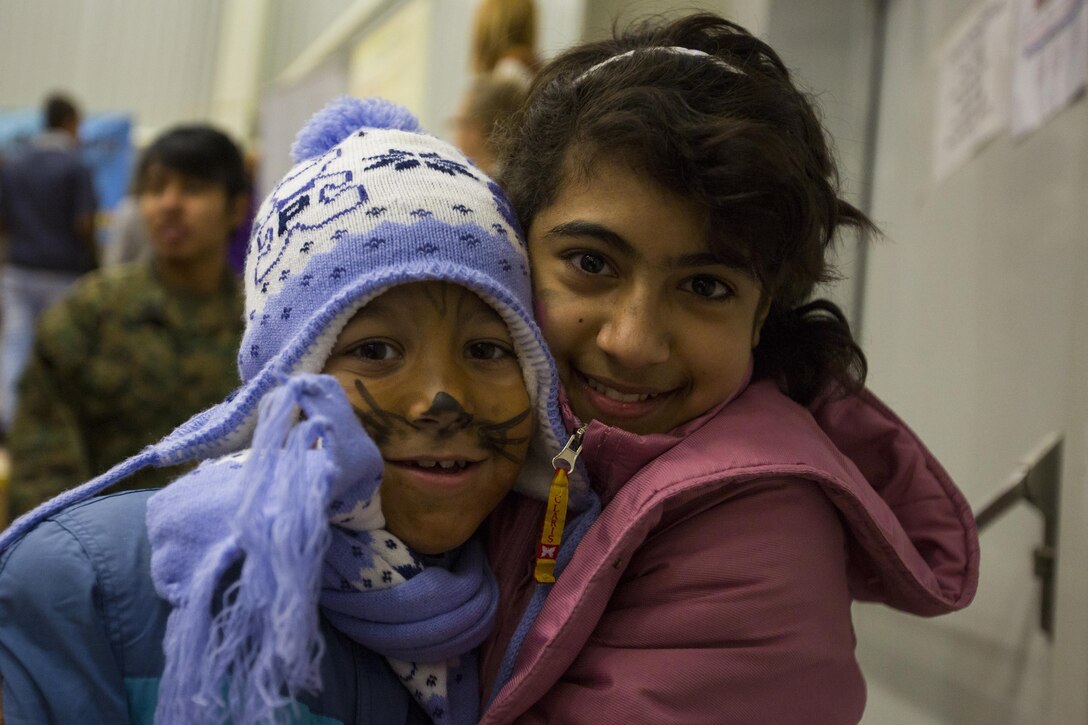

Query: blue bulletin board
[0,109,134,212]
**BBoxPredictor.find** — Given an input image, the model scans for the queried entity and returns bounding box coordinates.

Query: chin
[399,526,474,556]
[407,538,462,556]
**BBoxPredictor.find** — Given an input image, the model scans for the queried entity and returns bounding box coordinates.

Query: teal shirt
[0,490,430,724]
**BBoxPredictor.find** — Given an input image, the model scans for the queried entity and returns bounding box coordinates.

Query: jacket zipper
[551,424,587,472]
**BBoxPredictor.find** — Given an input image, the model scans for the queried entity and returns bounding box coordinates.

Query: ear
[751,294,772,348]
[229,192,250,232]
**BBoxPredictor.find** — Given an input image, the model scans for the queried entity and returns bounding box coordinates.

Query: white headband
[573,46,744,84]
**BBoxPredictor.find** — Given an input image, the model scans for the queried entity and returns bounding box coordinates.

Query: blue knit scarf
[147,374,495,725]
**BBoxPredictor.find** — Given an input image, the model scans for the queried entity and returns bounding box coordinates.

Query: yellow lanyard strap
[534,466,570,583]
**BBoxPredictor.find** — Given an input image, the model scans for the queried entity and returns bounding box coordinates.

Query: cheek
[486,459,524,502]
[688,327,754,397]
[535,298,586,359]
[329,369,365,403]
[329,372,398,436]
[195,197,232,230]
[479,381,533,451]
[211,208,236,236]
[484,379,531,417]
[138,196,159,220]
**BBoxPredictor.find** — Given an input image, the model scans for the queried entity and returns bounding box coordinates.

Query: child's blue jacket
[0,489,429,724]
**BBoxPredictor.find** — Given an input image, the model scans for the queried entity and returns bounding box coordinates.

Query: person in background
[6,125,247,517]
[470,0,539,82]
[479,13,979,723]
[453,72,529,177]
[455,0,536,181]
[0,93,98,432]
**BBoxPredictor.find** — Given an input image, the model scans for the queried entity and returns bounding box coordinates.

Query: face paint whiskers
[351,378,530,464]
[477,408,531,463]
[352,379,419,445]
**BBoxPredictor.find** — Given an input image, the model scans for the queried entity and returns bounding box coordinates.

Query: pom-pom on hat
[0,96,590,553]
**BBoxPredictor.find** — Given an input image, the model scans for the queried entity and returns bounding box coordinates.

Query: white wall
[858,0,1088,722]
[0,0,223,130]
[762,0,878,329]
[262,0,358,81]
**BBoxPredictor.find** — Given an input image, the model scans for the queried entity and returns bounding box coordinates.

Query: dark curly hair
[495,13,873,405]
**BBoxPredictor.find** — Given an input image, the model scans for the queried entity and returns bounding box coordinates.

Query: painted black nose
[415,392,474,433]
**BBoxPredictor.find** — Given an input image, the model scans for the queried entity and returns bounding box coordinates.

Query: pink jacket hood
[574,381,979,615]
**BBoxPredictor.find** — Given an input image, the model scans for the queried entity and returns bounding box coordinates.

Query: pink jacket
[480,380,979,724]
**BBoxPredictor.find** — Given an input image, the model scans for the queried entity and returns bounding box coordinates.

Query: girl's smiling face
[323,281,532,555]
[528,159,769,435]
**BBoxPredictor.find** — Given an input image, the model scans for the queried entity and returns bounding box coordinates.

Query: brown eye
[578,253,605,274]
[466,341,513,361]
[350,341,399,360]
[681,275,733,300]
[563,251,615,276]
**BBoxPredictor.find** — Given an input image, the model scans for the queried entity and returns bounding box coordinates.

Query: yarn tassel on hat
[155,381,336,724]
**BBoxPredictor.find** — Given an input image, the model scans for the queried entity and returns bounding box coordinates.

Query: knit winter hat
[0,96,590,554]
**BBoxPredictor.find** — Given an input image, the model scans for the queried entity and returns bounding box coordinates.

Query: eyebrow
[545,220,635,255]
[454,292,508,328]
[544,220,739,271]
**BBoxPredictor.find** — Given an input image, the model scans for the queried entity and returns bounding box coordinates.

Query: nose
[411,391,474,432]
[596,289,670,369]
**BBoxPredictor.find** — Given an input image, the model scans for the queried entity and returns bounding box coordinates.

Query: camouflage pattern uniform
[8,261,243,517]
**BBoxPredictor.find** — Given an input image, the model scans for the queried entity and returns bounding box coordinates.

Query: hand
[286,374,385,530]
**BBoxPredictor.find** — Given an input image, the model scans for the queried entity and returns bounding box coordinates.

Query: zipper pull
[551,425,587,472]
[535,425,588,583]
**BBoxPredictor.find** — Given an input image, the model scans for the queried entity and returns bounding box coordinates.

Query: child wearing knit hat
[0,97,598,725]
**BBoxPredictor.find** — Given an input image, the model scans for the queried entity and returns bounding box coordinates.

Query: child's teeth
[587,378,653,403]
[411,460,468,470]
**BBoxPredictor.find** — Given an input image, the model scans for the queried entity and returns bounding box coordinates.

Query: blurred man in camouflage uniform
[7,126,248,518]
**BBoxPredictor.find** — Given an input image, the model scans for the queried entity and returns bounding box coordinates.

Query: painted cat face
[323,281,532,554]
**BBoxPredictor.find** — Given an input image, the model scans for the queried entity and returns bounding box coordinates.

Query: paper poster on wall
[933,0,1013,182]
[349,0,430,119]
[1010,0,1088,135]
